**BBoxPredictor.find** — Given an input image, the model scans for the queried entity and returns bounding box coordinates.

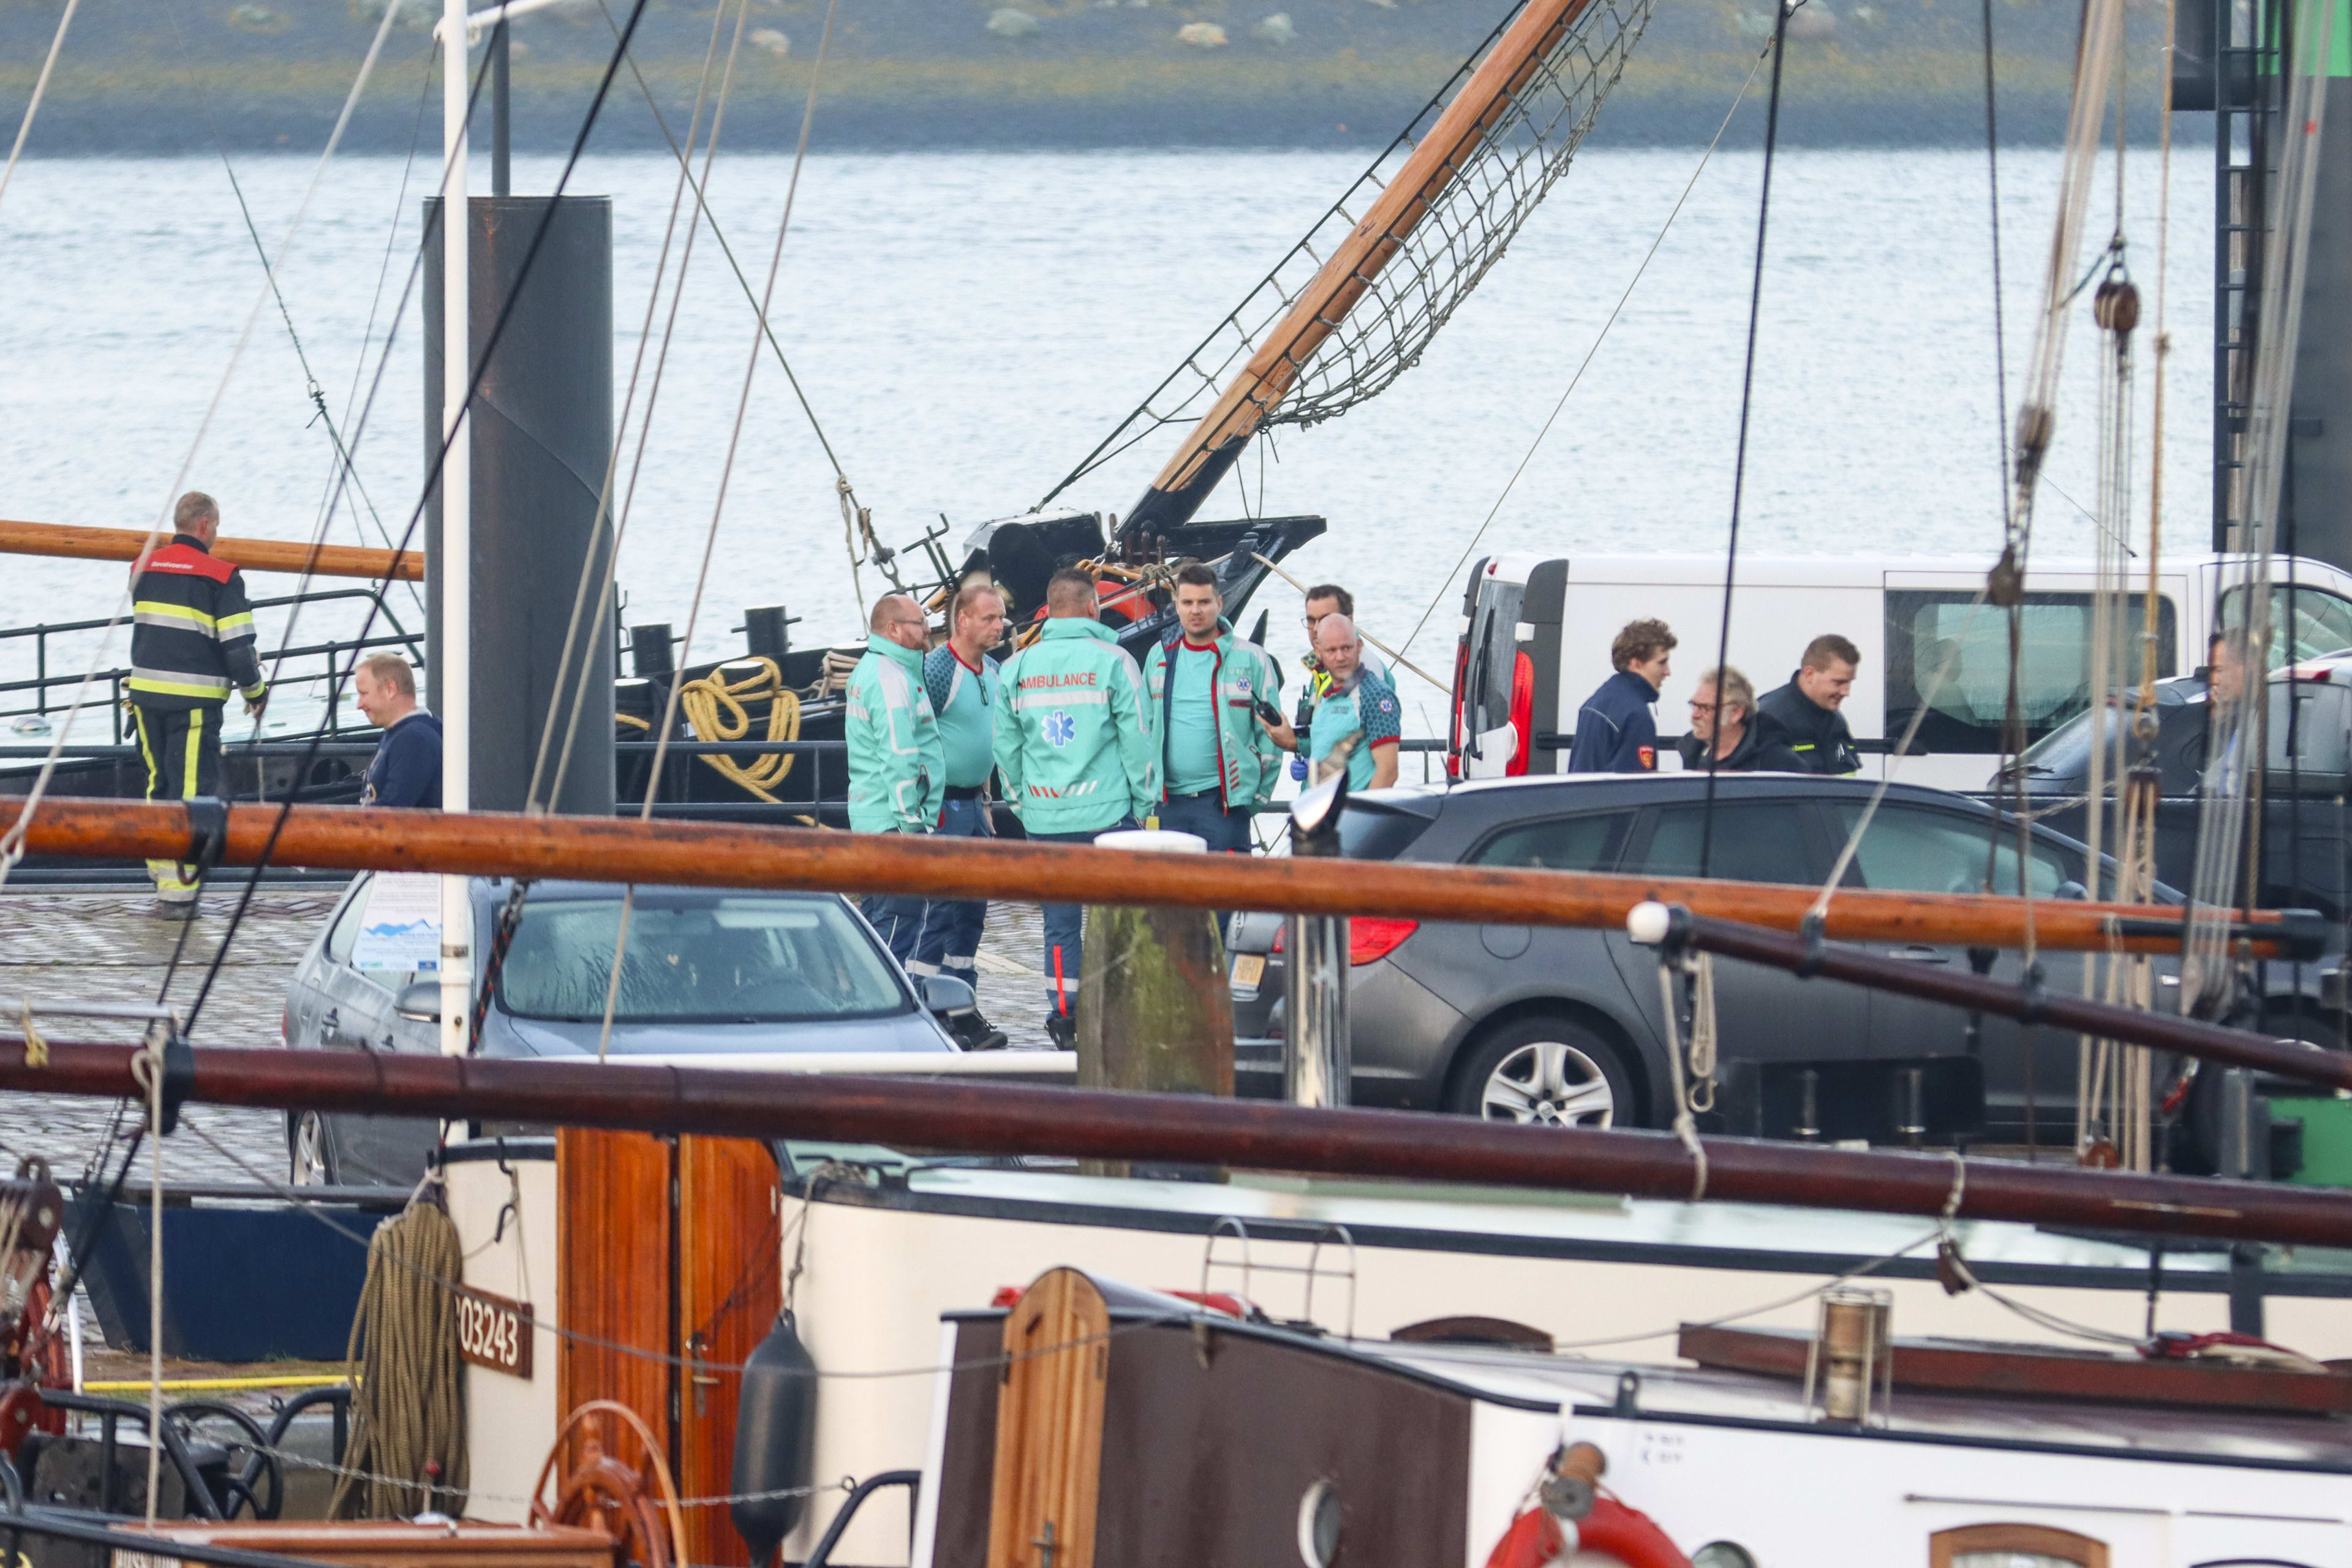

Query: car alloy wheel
[1480,1038,1616,1128]
[289,1111,333,1187]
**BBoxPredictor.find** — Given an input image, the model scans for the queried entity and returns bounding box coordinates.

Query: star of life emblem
[1044,710,1077,747]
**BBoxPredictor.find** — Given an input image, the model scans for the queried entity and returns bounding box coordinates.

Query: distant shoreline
[0,0,2192,155]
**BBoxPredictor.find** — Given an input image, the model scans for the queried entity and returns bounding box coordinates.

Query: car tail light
[1349,917,1419,965]
[1273,919,1419,965]
[1507,649,1534,775]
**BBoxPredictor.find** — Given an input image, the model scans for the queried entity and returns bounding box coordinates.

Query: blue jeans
[1152,790,1252,943]
[913,796,992,981]
[1031,817,1138,1016]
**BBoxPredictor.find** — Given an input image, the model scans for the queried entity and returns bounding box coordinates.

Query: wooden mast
[1120,0,1599,540]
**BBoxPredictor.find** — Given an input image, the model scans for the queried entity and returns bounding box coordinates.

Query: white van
[1448,552,2352,794]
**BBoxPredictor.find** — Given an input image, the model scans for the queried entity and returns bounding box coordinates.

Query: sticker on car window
[353,872,443,976]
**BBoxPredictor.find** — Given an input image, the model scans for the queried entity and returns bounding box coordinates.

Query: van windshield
[1885,590,2176,754]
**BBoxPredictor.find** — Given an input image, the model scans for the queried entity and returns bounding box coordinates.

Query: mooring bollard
[1284,769,1351,1108]
[1076,829,1235,1176]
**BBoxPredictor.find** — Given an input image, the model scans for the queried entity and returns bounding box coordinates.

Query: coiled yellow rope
[679,658,802,804]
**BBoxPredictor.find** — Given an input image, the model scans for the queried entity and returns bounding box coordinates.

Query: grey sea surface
[0,145,2214,739]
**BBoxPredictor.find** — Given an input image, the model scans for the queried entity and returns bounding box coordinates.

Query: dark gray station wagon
[1229,774,2171,1141]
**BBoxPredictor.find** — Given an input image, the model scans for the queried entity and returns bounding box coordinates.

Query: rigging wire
[1394,39,1776,665]
[0,0,405,905]
[2185,0,2334,1014]
[594,0,878,562]
[0,0,81,222]
[592,0,847,1063]
[172,0,659,1039]
[162,0,421,625]
[529,0,753,816]
[184,48,496,1027]
[1696,0,1795,881]
[1978,0,2011,503]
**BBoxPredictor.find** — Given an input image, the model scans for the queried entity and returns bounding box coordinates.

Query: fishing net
[1038,0,1657,508]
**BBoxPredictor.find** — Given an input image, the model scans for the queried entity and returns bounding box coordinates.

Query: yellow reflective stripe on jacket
[214,610,256,638]
[127,673,233,699]
[133,600,221,633]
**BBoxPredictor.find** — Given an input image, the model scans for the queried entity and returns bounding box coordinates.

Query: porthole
[1296,1478,1341,1568]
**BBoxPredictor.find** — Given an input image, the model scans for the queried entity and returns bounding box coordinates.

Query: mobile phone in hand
[1254,699,1284,726]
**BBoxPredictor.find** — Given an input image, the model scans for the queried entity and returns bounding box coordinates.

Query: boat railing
[0,586,424,745]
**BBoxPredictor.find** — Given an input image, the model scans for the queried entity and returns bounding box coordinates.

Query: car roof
[1398,772,1989,813]
[466,880,850,903]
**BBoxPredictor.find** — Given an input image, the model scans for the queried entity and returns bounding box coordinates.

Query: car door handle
[318,1007,342,1040]
[1885,945,1951,963]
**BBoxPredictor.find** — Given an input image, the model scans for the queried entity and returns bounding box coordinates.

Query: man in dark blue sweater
[1567,619,1676,774]
[354,654,442,809]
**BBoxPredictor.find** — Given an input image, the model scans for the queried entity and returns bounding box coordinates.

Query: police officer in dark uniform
[1755,633,1863,775]
[1567,619,1675,773]
[127,491,267,915]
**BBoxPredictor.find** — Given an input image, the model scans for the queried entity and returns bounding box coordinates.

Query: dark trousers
[1153,790,1252,944]
[1031,816,1138,1016]
[857,829,928,967]
[132,702,222,900]
[913,796,992,981]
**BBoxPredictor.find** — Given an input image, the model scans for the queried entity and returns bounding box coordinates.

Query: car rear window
[498,894,911,1023]
[1470,812,1631,872]
[1338,801,1438,861]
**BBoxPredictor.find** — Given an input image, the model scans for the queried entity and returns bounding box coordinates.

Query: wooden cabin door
[558,1128,782,1568]
[986,1268,1109,1568]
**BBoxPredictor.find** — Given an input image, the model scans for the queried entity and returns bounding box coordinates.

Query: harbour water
[0,143,2214,733]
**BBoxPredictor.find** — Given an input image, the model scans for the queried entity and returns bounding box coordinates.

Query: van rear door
[1459,569,1526,779]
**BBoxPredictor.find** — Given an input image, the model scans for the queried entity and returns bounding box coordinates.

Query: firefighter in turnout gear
[128,492,268,916]
[993,567,1156,1044]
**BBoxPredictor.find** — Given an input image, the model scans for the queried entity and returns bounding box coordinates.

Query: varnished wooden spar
[0,518,420,582]
[6,796,2320,957]
[1638,904,2352,1091]
[7,1039,2351,1246]
[1125,0,1600,534]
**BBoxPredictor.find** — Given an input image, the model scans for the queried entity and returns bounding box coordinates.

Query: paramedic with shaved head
[844,592,944,962]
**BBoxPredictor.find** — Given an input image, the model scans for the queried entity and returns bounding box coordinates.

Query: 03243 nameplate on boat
[456,1286,534,1380]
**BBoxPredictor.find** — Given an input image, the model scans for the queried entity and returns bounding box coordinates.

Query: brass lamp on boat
[1803,1286,1893,1427]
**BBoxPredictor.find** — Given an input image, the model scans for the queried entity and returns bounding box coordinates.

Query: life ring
[1483,1494,1692,1568]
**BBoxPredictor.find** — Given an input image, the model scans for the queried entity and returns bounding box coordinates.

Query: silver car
[280,875,970,1184]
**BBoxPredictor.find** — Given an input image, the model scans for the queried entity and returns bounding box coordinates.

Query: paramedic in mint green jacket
[992,568,1158,1042]
[845,594,944,964]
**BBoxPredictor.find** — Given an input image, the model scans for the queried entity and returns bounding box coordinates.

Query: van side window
[1885,590,2178,754]
[1471,812,1631,872]
[2220,582,2352,668]
[1632,803,1820,885]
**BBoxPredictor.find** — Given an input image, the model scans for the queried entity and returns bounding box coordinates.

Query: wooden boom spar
[7,1039,2351,1247]
[4,797,2319,959]
[0,518,420,582]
